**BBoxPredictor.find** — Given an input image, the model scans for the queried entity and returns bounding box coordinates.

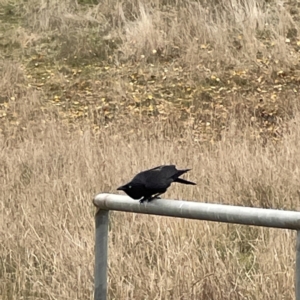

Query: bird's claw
[139,194,161,204]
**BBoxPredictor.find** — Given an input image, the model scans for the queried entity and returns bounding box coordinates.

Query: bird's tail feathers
[174,177,196,185]
[173,168,191,178]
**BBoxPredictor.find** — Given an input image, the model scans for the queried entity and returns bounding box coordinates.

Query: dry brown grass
[1,86,300,299]
[2,0,297,70]
[1,0,300,299]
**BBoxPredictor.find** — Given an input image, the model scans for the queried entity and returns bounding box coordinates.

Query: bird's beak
[117,185,125,191]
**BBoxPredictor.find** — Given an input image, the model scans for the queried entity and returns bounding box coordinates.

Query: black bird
[117,165,196,203]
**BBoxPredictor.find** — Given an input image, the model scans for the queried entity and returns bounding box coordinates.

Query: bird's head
[117,181,145,200]
[117,183,133,191]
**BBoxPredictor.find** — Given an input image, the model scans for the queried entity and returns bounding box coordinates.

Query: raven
[117,165,196,203]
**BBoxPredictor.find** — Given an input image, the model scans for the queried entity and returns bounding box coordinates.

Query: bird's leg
[139,197,146,204]
[147,193,162,202]
[139,194,162,204]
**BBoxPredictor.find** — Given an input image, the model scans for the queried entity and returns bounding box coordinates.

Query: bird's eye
[128,185,132,189]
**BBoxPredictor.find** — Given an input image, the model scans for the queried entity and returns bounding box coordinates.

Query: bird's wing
[143,165,178,189]
[157,165,178,178]
[144,179,169,189]
[145,165,176,172]
[132,165,178,189]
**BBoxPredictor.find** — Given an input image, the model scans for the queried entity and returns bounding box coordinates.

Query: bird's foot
[139,197,154,203]
[140,194,162,204]
[147,194,162,202]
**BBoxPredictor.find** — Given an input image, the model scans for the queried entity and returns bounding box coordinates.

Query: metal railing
[93,193,300,300]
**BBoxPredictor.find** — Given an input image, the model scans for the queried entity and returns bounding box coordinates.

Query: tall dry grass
[1,0,300,299]
[1,80,300,299]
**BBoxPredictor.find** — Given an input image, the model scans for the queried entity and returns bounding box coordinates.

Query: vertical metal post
[94,209,109,300]
[296,231,300,300]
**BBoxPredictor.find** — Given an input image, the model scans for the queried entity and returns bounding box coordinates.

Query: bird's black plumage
[117,165,196,203]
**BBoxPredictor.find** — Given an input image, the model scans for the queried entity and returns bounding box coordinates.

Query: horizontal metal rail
[93,193,300,300]
[94,193,300,229]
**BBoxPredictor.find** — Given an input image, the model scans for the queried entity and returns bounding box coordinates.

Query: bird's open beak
[117,185,125,191]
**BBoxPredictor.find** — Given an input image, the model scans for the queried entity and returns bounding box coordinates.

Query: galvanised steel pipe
[94,194,300,230]
[93,193,300,300]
